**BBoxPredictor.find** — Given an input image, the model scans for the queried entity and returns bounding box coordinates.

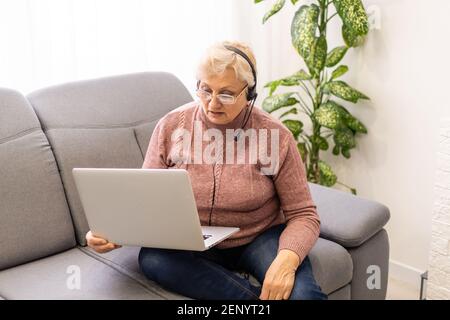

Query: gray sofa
[0,72,390,300]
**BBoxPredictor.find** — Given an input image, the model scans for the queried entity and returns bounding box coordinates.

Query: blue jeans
[138,224,327,300]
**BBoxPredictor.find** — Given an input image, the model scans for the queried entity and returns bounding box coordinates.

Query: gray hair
[196,41,257,88]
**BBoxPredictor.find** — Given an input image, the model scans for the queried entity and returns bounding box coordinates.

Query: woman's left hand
[259,249,300,300]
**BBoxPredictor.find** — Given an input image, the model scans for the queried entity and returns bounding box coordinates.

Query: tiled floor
[386,277,421,300]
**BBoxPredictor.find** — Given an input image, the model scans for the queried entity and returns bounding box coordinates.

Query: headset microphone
[223,45,258,142]
[233,97,257,141]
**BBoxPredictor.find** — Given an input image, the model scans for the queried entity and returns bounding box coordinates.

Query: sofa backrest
[0,88,76,270]
[26,72,193,245]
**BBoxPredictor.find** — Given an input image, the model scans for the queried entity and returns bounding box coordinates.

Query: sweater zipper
[208,163,217,226]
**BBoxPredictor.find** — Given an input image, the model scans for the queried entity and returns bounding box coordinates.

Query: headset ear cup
[247,87,257,101]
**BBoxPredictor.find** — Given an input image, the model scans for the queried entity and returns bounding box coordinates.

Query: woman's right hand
[86,230,122,254]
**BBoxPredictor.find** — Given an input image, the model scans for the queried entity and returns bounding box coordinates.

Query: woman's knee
[288,257,328,300]
[138,247,181,282]
[289,282,328,300]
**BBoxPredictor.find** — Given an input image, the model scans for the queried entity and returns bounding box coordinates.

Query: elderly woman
[86,41,327,300]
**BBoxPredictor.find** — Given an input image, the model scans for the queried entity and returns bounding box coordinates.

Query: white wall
[0,0,237,94]
[428,119,450,299]
[233,0,450,281]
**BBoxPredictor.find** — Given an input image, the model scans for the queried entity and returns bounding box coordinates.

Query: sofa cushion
[44,128,145,244]
[309,237,353,294]
[0,248,168,300]
[0,88,40,140]
[85,236,352,297]
[134,120,159,157]
[27,72,193,245]
[327,284,351,300]
[80,246,187,299]
[309,182,391,248]
[27,72,192,130]
[0,88,76,271]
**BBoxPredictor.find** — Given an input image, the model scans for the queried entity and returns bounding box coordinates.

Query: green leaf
[333,0,369,36]
[317,100,367,134]
[291,0,300,5]
[280,107,298,118]
[346,116,367,134]
[307,35,328,75]
[325,46,348,68]
[313,101,347,129]
[255,0,265,3]
[290,69,312,80]
[318,160,337,187]
[326,100,368,134]
[264,79,295,96]
[312,135,329,151]
[332,144,340,156]
[297,142,308,162]
[291,4,320,65]
[342,24,365,47]
[290,5,326,75]
[341,147,351,159]
[334,127,356,148]
[262,93,298,113]
[263,0,286,24]
[331,65,349,80]
[264,69,311,95]
[264,80,280,96]
[280,78,300,86]
[334,0,369,47]
[282,120,303,139]
[324,80,369,103]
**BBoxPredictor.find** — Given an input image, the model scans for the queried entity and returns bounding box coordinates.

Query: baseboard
[389,259,425,291]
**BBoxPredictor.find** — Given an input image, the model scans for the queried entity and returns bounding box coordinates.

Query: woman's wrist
[278,249,301,270]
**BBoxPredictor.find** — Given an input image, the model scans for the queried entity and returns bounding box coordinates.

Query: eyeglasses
[196,84,248,105]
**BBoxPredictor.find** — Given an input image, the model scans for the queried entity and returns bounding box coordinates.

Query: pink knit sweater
[142,101,320,262]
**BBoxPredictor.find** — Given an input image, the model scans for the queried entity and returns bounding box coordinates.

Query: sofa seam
[133,127,145,160]
[0,127,41,145]
[328,283,352,297]
[42,116,164,132]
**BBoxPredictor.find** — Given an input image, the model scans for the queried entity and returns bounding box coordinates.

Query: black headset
[223,45,258,102]
[223,45,258,141]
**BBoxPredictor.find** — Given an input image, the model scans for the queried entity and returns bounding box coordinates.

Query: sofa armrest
[308,182,390,248]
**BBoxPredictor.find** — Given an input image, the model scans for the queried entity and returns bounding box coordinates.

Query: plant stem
[295,92,313,115]
[299,135,312,152]
[307,0,331,183]
[326,12,338,23]
[336,181,357,194]
[298,81,315,105]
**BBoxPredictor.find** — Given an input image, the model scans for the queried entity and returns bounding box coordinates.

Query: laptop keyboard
[203,234,212,240]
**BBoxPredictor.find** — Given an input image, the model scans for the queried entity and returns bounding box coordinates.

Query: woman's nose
[208,95,222,110]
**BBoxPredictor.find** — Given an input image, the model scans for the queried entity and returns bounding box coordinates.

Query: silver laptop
[72,168,239,251]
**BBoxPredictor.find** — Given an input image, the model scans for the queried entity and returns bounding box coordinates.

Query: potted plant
[255,0,370,194]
